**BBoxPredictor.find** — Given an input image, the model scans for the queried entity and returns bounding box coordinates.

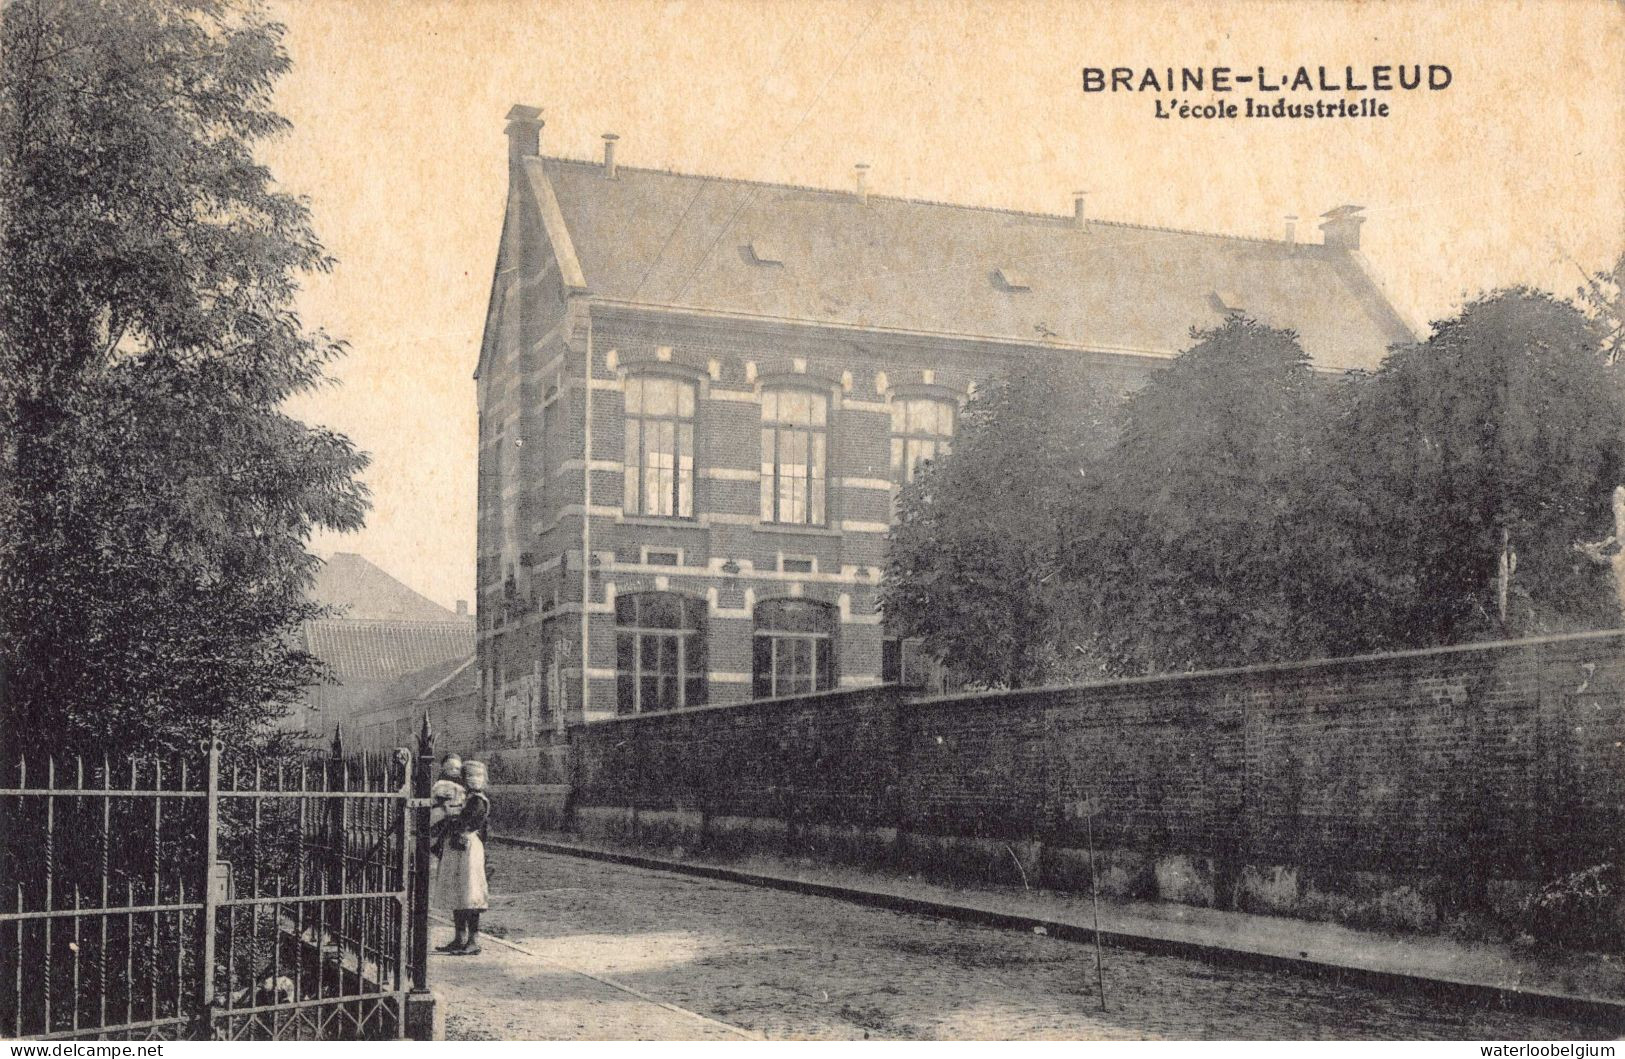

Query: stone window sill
[753,522,841,538]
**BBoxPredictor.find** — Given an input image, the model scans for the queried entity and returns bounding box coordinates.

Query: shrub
[1522,863,1625,952]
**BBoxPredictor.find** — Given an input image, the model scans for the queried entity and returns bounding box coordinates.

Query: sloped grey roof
[310,552,466,623]
[539,157,1414,372]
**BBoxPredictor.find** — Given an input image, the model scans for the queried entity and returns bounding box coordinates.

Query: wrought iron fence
[1,735,434,1041]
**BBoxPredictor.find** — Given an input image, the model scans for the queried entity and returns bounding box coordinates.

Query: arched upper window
[752,598,837,699]
[890,396,955,484]
[624,376,696,518]
[615,592,706,714]
[760,389,827,525]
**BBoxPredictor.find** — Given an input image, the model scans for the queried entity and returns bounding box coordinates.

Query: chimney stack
[602,133,619,179]
[1319,205,1366,250]
[456,599,468,617]
[854,163,870,205]
[1073,191,1089,231]
[504,104,543,165]
[1284,214,1298,244]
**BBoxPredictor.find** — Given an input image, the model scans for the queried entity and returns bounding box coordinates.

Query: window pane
[678,383,695,418]
[907,399,926,434]
[890,438,904,476]
[780,390,806,424]
[645,378,676,417]
[625,377,642,416]
[683,629,704,672]
[761,390,778,421]
[810,433,825,524]
[890,401,905,435]
[643,460,662,517]
[646,593,679,628]
[616,633,636,714]
[753,635,773,698]
[677,423,694,517]
[774,638,795,694]
[624,421,641,510]
[816,637,835,690]
[685,675,706,708]
[781,430,807,523]
[781,429,807,476]
[656,636,680,709]
[761,428,776,520]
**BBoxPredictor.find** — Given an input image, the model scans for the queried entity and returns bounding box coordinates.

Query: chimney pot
[504,104,543,164]
[1073,191,1089,231]
[1284,214,1298,244]
[854,163,870,205]
[602,133,619,179]
[1319,205,1366,251]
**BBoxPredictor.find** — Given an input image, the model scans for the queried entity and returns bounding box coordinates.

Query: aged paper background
[262,0,1625,607]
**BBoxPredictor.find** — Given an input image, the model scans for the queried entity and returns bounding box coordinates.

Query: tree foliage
[1,0,369,756]
[1063,316,1325,674]
[1322,289,1625,648]
[1578,251,1624,369]
[881,355,1115,688]
[883,291,1625,683]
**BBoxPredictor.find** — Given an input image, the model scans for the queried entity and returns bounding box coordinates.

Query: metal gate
[1,730,437,1040]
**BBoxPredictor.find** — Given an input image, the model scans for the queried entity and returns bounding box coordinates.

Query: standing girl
[431,759,491,954]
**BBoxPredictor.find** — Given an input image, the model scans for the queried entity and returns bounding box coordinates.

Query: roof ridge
[541,154,1316,250]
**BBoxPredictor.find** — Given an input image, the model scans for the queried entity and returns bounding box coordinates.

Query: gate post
[194,737,222,1040]
[404,713,441,1040]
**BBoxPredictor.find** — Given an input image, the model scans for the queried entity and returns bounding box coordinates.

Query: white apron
[430,832,488,911]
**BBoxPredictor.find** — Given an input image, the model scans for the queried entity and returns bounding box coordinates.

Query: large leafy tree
[1578,251,1624,368]
[1326,290,1625,647]
[1063,316,1328,674]
[881,355,1116,688]
[1,0,369,756]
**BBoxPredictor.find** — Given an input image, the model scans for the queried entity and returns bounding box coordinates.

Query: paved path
[430,918,756,1041]
[499,833,1625,1011]
[438,844,1612,1040]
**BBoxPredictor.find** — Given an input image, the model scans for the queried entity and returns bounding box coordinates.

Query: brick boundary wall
[510,631,1625,933]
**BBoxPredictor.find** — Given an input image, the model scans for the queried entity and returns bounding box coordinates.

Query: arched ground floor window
[616,591,706,714]
[753,598,837,699]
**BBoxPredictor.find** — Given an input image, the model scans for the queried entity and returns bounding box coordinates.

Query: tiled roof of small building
[301,619,474,683]
[537,157,1415,373]
[353,655,477,714]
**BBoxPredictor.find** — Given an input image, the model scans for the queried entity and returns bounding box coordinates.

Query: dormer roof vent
[994,268,1031,292]
[746,240,784,266]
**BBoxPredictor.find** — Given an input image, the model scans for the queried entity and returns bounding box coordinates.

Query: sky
[264,0,1625,611]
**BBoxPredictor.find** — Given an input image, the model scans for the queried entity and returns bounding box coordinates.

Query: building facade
[475,104,1414,734]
